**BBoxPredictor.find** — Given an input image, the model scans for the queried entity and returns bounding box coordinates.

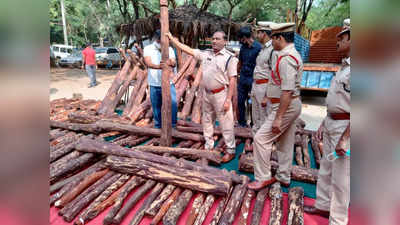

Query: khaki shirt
[267,43,303,98]
[194,48,238,91]
[253,40,274,80]
[326,57,350,113]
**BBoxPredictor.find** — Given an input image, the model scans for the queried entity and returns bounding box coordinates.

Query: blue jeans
[150,84,177,129]
[237,80,252,127]
[85,65,97,85]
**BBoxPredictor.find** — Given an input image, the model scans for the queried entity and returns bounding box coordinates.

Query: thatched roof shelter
[119,4,242,47]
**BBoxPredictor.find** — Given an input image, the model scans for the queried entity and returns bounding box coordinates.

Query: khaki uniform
[194,48,238,153]
[253,43,303,183]
[314,57,350,225]
[251,40,274,135]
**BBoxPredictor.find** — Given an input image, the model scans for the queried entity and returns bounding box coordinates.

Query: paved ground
[50,68,327,130]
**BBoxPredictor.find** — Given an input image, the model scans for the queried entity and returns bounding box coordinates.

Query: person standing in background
[81,42,97,88]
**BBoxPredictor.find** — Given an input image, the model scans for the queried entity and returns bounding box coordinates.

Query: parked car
[51,44,75,65]
[95,47,121,68]
[59,51,82,68]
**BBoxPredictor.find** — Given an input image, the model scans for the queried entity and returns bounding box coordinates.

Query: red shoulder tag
[271,55,299,85]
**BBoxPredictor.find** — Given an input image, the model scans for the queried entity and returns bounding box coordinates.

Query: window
[61,48,67,53]
[107,48,119,54]
[53,47,60,52]
[67,49,73,54]
[95,48,107,54]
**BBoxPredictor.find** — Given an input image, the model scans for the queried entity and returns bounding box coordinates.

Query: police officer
[251,21,275,135]
[248,23,303,190]
[304,19,351,225]
[166,31,239,163]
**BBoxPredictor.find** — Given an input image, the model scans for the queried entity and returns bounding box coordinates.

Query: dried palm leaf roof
[119,4,241,45]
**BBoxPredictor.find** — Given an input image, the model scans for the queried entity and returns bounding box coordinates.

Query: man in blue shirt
[237,26,262,127]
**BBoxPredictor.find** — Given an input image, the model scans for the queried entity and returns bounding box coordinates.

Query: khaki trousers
[253,98,301,183]
[202,89,236,153]
[251,82,270,136]
[314,117,350,225]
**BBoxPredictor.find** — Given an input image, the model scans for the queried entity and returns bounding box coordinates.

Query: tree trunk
[129,182,166,225]
[217,179,249,225]
[60,172,120,222]
[103,176,145,225]
[98,60,132,115]
[185,193,205,225]
[268,182,283,225]
[54,169,109,208]
[123,70,147,116]
[250,187,269,225]
[163,189,193,225]
[151,187,182,225]
[76,137,242,184]
[76,175,137,225]
[287,187,304,225]
[238,189,255,225]
[301,134,311,168]
[75,174,131,225]
[105,155,232,195]
[111,179,156,224]
[193,194,215,225]
[191,88,203,124]
[145,184,176,216]
[295,146,304,167]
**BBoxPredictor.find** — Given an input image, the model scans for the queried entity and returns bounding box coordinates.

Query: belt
[208,86,225,94]
[255,79,269,84]
[329,113,350,120]
[269,96,299,104]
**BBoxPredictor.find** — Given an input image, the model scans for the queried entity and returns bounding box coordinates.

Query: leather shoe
[304,205,330,218]
[221,153,235,163]
[248,177,277,191]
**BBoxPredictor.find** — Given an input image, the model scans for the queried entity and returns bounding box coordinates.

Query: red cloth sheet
[50,189,333,225]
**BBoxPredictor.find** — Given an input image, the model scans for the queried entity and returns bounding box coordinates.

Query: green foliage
[306,0,350,30]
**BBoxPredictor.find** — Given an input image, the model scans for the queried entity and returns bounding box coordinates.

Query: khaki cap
[256,21,276,31]
[337,18,350,37]
[270,22,296,35]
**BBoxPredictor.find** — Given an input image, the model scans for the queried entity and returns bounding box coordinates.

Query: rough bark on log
[176,59,197,102]
[151,187,182,225]
[123,71,146,116]
[50,132,75,147]
[50,141,78,163]
[103,176,145,225]
[311,132,322,166]
[176,126,252,139]
[62,173,122,222]
[58,171,114,216]
[217,178,249,225]
[191,88,203,124]
[132,145,221,164]
[128,182,166,225]
[163,189,193,225]
[98,60,132,115]
[177,140,195,148]
[68,112,102,124]
[50,151,82,172]
[75,174,131,225]
[50,120,101,133]
[50,160,105,202]
[109,134,130,143]
[181,67,202,119]
[238,189,255,225]
[55,169,109,208]
[301,134,311,168]
[268,182,283,225]
[111,135,137,146]
[238,153,318,184]
[50,153,97,184]
[105,155,231,195]
[97,120,204,142]
[250,187,269,225]
[76,176,137,225]
[193,194,215,225]
[98,131,121,139]
[50,129,68,141]
[186,193,205,225]
[244,138,252,152]
[174,57,194,85]
[76,137,241,184]
[129,96,151,123]
[111,179,156,224]
[287,187,304,225]
[209,185,234,225]
[145,184,176,216]
[295,146,304,167]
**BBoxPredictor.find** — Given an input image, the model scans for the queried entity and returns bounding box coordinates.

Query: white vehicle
[95,47,121,68]
[51,44,75,64]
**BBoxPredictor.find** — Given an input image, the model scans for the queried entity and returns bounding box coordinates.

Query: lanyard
[327,149,351,162]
